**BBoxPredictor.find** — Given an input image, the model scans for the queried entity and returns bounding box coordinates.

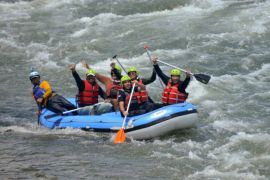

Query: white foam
[71,13,122,37]
[152,138,176,146]
[186,80,209,103]
[0,1,31,21]
[79,13,121,25]
[71,28,88,38]
[115,30,134,38]
[0,37,20,49]
[69,0,230,39]
[190,0,226,10]
[213,120,250,133]
[27,51,61,69]
[211,132,270,157]
[248,63,270,78]
[188,151,203,160]
[151,151,183,160]
[186,167,266,180]
[0,124,99,138]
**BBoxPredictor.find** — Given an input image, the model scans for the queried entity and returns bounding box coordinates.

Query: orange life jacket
[133,79,148,104]
[77,80,99,107]
[123,90,147,116]
[162,80,188,104]
[106,81,123,99]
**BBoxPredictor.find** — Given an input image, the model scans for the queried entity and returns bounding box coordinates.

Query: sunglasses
[86,76,95,79]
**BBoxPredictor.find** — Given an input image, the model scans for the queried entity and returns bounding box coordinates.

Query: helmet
[127,66,138,74]
[121,75,131,84]
[114,65,122,74]
[86,69,96,77]
[29,71,40,80]
[170,69,181,76]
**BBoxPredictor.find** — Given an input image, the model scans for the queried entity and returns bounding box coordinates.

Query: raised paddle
[114,83,136,144]
[112,55,128,74]
[156,59,211,84]
[143,45,165,88]
[37,104,42,125]
[112,54,156,103]
[44,102,103,119]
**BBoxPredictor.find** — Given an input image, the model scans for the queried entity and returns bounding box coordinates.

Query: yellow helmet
[114,65,122,74]
[127,66,138,74]
[86,69,96,77]
[170,69,181,76]
[121,75,131,84]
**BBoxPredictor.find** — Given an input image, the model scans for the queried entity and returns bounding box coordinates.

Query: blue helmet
[29,71,40,80]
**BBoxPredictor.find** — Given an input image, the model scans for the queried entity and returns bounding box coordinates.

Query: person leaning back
[29,70,76,115]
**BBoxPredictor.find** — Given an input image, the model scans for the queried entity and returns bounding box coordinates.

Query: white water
[0,0,270,179]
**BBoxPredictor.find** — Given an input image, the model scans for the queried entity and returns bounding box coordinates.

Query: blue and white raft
[39,98,198,140]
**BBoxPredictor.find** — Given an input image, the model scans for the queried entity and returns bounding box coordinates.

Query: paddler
[151,56,192,105]
[69,64,112,115]
[127,66,156,103]
[118,75,162,117]
[80,60,123,111]
[29,70,76,115]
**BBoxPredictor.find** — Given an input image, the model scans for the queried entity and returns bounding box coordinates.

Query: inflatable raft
[39,98,198,140]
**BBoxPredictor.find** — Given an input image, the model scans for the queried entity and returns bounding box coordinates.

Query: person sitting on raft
[69,64,112,115]
[127,66,156,103]
[81,60,123,111]
[118,75,162,117]
[152,57,192,105]
[29,70,77,115]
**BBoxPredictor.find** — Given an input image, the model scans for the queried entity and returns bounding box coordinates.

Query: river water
[0,0,270,179]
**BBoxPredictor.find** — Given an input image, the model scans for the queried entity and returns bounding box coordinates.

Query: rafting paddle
[44,107,85,119]
[112,55,128,74]
[144,45,165,88]
[37,104,42,125]
[156,59,211,84]
[114,83,136,144]
[44,102,103,119]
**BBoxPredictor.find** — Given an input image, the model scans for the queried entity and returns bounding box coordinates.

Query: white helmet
[29,71,40,80]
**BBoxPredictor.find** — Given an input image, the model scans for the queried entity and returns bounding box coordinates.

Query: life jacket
[133,79,148,104]
[162,80,188,104]
[106,81,123,99]
[123,89,147,116]
[77,80,99,107]
[32,85,45,100]
[32,82,56,106]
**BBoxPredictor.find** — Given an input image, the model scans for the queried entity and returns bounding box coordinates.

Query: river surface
[0,0,270,179]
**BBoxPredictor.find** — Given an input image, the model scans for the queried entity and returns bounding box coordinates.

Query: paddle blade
[144,44,149,49]
[114,128,126,144]
[194,73,211,84]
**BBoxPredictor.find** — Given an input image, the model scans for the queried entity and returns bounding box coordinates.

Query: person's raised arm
[141,68,156,85]
[152,57,169,85]
[69,64,85,92]
[179,72,191,93]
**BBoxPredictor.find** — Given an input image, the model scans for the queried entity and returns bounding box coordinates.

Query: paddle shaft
[45,102,103,119]
[157,59,194,76]
[37,104,42,125]
[112,55,128,74]
[64,102,104,114]
[120,83,136,129]
[145,49,165,88]
[157,59,211,84]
